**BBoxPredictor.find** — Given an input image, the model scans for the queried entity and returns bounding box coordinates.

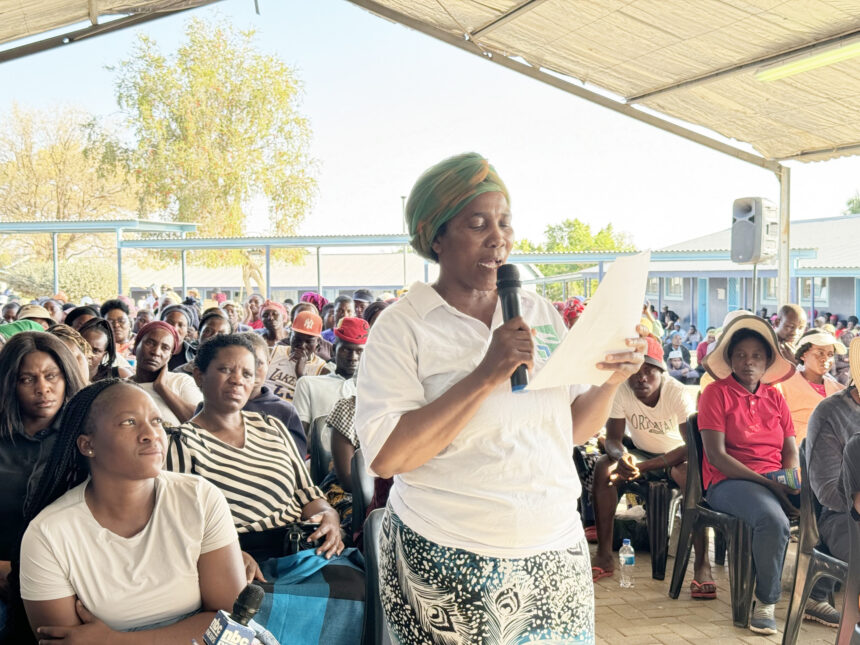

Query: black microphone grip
[496,264,529,392]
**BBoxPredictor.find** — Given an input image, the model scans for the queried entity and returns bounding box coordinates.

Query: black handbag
[283,521,322,555]
[238,522,322,561]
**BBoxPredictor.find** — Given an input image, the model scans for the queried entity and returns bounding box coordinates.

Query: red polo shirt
[698,375,794,490]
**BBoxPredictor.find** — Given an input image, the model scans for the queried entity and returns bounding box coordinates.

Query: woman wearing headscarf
[0,320,45,341]
[356,153,645,644]
[130,321,202,425]
[259,300,289,348]
[775,328,845,442]
[160,304,198,371]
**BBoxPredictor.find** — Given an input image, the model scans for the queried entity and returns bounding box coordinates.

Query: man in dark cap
[352,289,374,319]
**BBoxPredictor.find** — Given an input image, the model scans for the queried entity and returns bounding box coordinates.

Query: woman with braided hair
[17,379,246,642]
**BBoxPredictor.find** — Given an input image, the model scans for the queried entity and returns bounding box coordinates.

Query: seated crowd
[0,285,859,642]
[0,288,388,644]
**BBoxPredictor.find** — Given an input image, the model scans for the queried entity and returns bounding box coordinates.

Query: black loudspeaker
[731,197,778,264]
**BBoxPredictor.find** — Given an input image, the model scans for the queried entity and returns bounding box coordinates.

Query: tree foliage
[844,191,860,215]
[516,219,635,301]
[0,104,138,266]
[112,18,317,294]
[0,259,119,302]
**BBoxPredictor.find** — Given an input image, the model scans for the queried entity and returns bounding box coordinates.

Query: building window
[761,278,777,303]
[663,277,683,300]
[800,277,828,306]
[645,277,659,298]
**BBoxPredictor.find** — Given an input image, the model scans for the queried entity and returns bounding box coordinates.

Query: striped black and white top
[165,411,324,534]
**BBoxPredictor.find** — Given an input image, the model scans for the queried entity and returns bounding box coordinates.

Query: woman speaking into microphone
[356,152,645,644]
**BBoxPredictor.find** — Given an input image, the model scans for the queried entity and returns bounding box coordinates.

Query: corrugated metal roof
[351,0,860,162]
[123,252,433,290]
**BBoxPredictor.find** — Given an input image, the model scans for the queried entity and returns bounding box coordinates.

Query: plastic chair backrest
[310,415,332,484]
[797,441,820,549]
[683,414,705,507]
[351,448,374,508]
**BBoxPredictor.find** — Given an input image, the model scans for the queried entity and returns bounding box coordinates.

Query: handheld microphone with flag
[496,263,529,392]
[203,584,265,645]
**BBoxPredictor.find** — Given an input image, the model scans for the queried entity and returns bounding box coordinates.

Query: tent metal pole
[51,233,59,295]
[752,264,759,314]
[180,232,187,299]
[116,229,123,296]
[316,247,322,295]
[778,166,791,306]
[265,246,271,299]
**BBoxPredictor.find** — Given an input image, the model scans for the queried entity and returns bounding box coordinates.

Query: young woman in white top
[356,153,646,644]
[18,379,245,643]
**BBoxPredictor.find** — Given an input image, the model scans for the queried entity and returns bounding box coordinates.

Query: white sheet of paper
[527,251,652,390]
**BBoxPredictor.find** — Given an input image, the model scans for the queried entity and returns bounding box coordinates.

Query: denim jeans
[707,479,791,604]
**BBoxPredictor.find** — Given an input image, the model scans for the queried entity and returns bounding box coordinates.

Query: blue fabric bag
[255,548,365,645]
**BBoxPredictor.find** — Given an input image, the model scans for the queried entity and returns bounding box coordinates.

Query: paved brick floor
[591,543,839,644]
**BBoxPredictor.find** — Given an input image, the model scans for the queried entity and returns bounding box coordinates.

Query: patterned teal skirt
[379,509,595,645]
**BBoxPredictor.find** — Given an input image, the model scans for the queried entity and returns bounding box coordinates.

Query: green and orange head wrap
[405,152,510,262]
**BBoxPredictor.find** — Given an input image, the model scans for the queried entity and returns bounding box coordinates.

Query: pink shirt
[698,376,795,489]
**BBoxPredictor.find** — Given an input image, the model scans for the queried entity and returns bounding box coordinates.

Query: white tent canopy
[344,0,860,304]
[0,0,222,62]
[346,0,860,164]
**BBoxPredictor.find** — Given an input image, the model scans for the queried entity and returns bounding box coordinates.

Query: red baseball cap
[334,317,370,345]
[292,311,322,337]
[643,336,665,371]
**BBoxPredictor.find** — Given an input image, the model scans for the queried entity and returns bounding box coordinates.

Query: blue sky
[2,0,859,249]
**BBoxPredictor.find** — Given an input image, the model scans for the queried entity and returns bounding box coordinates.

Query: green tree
[0,259,119,302]
[844,190,860,215]
[516,219,635,300]
[0,104,138,268]
[112,18,317,295]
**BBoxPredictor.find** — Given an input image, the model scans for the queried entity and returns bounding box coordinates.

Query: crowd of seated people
[1,284,859,642]
[0,286,393,643]
[575,301,859,634]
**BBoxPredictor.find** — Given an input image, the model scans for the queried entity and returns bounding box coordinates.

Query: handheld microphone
[496,263,529,392]
[203,584,265,645]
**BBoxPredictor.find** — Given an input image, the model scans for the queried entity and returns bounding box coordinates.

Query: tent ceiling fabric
[366,0,860,162]
[0,1,216,47]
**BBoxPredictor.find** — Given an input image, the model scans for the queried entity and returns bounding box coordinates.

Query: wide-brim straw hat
[702,312,794,385]
[849,337,860,385]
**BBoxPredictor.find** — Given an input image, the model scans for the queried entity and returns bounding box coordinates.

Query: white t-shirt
[20,471,236,631]
[135,371,202,426]
[609,376,695,454]
[356,281,588,558]
[293,373,357,426]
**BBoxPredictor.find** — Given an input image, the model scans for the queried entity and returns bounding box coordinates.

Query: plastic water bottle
[619,538,635,588]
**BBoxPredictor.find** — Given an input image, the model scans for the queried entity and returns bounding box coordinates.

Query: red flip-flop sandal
[690,580,717,599]
[591,566,614,582]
